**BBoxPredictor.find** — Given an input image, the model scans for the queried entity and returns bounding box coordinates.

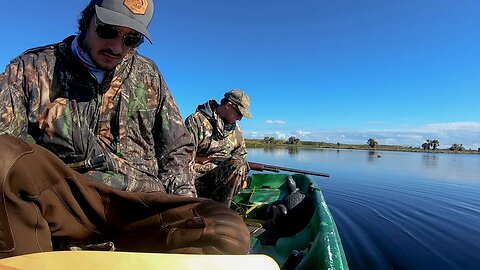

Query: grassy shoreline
[245,139,480,155]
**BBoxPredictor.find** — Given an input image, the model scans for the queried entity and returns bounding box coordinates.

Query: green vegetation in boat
[232,173,349,270]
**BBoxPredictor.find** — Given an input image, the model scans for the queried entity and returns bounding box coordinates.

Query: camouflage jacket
[0,36,196,196]
[185,100,247,177]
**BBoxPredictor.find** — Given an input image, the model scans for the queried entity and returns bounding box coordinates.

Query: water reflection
[261,146,277,153]
[367,151,382,162]
[258,146,316,156]
[421,154,438,169]
[286,145,299,156]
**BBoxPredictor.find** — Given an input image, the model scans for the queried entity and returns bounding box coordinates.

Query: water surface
[247,147,480,270]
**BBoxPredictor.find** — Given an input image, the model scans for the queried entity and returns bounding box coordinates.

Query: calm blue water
[247,147,480,270]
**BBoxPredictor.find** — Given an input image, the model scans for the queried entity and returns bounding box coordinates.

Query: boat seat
[0,251,280,270]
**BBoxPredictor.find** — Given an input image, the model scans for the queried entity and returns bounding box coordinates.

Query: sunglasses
[230,103,243,116]
[94,16,144,49]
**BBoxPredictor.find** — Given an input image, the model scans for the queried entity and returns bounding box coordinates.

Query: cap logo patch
[124,0,148,15]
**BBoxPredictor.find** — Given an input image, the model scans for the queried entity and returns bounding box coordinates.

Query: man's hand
[194,156,215,165]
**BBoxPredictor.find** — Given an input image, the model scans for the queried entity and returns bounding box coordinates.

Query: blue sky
[1,0,479,149]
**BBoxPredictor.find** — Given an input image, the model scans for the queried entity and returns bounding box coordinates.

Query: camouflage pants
[195,158,249,206]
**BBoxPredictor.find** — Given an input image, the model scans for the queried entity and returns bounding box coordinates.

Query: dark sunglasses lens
[96,24,118,39]
[124,35,144,48]
[234,105,242,116]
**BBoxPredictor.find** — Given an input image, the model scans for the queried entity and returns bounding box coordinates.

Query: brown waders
[0,135,250,259]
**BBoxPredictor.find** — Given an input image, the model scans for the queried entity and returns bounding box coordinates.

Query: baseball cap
[95,0,154,43]
[225,89,252,119]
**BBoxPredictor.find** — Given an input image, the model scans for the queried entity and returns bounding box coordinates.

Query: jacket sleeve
[184,113,201,156]
[154,75,197,197]
[0,58,29,138]
[231,125,248,160]
[184,113,213,176]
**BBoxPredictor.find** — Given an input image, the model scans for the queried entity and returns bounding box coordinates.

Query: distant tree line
[262,136,277,144]
[420,139,466,151]
[262,136,300,145]
[247,136,476,154]
[367,138,378,148]
[448,143,465,151]
[421,139,440,150]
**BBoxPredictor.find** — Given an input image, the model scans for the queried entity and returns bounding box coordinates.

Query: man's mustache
[100,49,122,58]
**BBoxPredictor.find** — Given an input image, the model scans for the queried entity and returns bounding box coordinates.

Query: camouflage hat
[95,0,154,44]
[224,89,252,119]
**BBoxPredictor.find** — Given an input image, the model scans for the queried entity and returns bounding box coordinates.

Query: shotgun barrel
[248,162,330,178]
[194,157,330,178]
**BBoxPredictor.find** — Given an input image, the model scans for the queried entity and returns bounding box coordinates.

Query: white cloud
[265,120,287,125]
[275,132,287,140]
[295,130,311,137]
[367,121,385,126]
[248,131,261,137]
[423,122,480,132]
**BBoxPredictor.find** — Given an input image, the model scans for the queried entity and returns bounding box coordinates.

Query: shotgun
[195,157,329,178]
[248,162,330,178]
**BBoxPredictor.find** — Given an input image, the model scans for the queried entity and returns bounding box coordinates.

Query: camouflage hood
[196,100,217,119]
[196,100,235,139]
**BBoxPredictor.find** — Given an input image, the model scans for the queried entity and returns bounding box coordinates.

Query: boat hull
[231,173,348,270]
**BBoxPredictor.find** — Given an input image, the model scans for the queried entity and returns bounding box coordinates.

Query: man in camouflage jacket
[0,0,251,258]
[185,89,252,206]
[0,3,195,196]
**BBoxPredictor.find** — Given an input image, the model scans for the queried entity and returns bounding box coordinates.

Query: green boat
[231,173,349,270]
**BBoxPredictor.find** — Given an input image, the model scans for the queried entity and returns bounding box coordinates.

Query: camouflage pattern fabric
[185,100,249,205]
[0,35,196,196]
[195,157,248,206]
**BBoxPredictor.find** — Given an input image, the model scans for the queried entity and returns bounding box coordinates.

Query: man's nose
[109,36,125,54]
